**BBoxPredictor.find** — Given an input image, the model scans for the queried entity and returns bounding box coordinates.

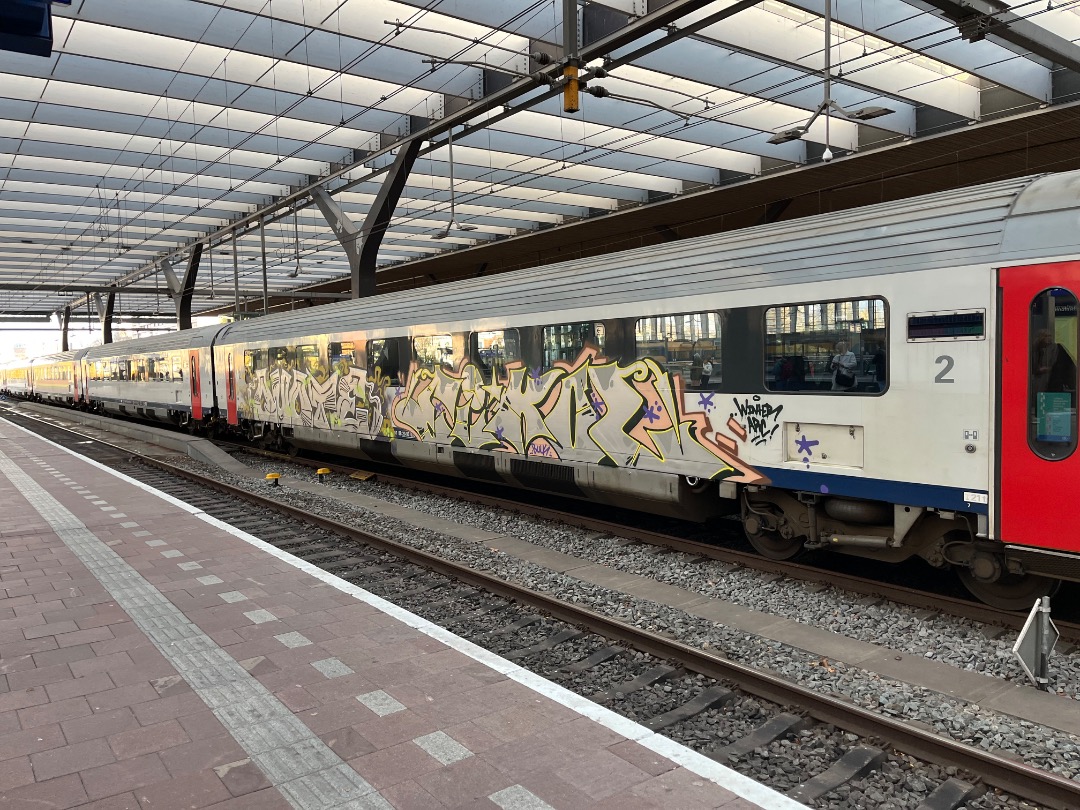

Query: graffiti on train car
[240,347,764,482]
[242,362,394,439]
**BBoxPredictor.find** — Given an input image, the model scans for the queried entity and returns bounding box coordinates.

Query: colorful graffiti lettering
[240,347,766,484]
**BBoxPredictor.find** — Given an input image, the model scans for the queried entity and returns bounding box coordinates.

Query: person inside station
[1033,330,1077,397]
[701,356,714,387]
[830,340,858,391]
[690,353,703,388]
[871,343,887,392]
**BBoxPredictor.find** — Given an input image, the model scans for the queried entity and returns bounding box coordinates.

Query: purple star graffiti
[588,391,606,417]
[643,401,664,423]
[697,392,715,410]
[795,434,819,456]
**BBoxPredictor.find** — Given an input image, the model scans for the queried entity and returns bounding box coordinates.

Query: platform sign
[1012,596,1059,691]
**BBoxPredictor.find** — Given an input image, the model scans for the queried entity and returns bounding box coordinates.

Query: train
[5,170,1080,610]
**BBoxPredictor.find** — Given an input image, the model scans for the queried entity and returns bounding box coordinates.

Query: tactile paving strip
[0,445,391,810]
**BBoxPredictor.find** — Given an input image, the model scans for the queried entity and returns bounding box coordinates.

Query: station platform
[0,417,803,810]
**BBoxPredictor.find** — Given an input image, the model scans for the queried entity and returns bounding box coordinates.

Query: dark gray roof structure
[1,0,1078,326]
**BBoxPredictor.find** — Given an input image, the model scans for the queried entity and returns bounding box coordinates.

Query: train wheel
[746,529,803,560]
[743,516,803,560]
[957,568,1061,611]
[742,496,803,560]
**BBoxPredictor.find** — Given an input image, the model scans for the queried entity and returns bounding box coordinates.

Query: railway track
[223,440,1080,642]
[6,410,1080,809]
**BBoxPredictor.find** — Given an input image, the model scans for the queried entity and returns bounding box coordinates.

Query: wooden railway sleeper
[915,777,983,810]
[709,712,812,762]
[593,664,682,704]
[503,628,585,661]
[787,745,886,804]
[643,684,735,731]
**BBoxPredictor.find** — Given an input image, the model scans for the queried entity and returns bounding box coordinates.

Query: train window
[269,346,291,371]
[329,342,361,376]
[542,322,605,369]
[243,349,265,383]
[1028,288,1079,460]
[295,345,323,380]
[635,313,721,390]
[368,339,401,385]
[470,330,520,382]
[134,359,147,382]
[763,298,888,394]
[414,334,456,372]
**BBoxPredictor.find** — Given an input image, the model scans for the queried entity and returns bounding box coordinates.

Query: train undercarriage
[740,486,1060,611]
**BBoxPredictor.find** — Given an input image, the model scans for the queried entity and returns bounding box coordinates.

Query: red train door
[999,261,1080,551]
[226,353,238,425]
[189,351,203,421]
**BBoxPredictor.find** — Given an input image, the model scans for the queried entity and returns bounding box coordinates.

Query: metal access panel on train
[783,423,864,469]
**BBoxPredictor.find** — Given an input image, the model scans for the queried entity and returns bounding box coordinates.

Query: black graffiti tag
[733,396,783,446]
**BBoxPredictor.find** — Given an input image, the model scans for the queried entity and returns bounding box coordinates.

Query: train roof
[83,323,223,359]
[210,170,1080,342]
[32,350,87,365]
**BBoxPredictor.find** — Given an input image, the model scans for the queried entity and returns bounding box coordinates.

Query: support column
[260,219,268,316]
[94,292,115,345]
[60,306,71,352]
[232,235,240,319]
[311,136,422,299]
[160,243,203,330]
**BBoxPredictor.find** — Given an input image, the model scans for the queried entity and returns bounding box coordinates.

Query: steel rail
[7,411,1079,810]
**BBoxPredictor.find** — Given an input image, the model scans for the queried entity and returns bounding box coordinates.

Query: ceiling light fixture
[430,128,478,239]
[766,0,894,154]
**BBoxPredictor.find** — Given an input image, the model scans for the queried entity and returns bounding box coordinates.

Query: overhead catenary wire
[18,0,1077,317]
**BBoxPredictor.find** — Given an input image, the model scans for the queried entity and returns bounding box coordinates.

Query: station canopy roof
[1,0,1079,322]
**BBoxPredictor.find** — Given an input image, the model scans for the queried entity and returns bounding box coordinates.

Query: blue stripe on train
[753,466,989,515]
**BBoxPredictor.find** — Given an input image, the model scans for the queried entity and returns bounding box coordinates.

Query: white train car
[83,326,220,424]
[206,171,1080,608]
[45,170,1080,608]
[32,350,82,406]
[1,360,34,398]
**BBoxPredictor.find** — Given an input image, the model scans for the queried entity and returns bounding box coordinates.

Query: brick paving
[0,419,802,810]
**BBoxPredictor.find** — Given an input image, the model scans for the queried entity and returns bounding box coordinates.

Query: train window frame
[541,322,606,370]
[295,344,322,379]
[634,312,722,390]
[469,329,521,382]
[1027,287,1079,461]
[762,297,889,395]
[328,341,361,375]
[269,346,292,371]
[243,349,265,381]
[413,334,457,372]
[367,338,402,385]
